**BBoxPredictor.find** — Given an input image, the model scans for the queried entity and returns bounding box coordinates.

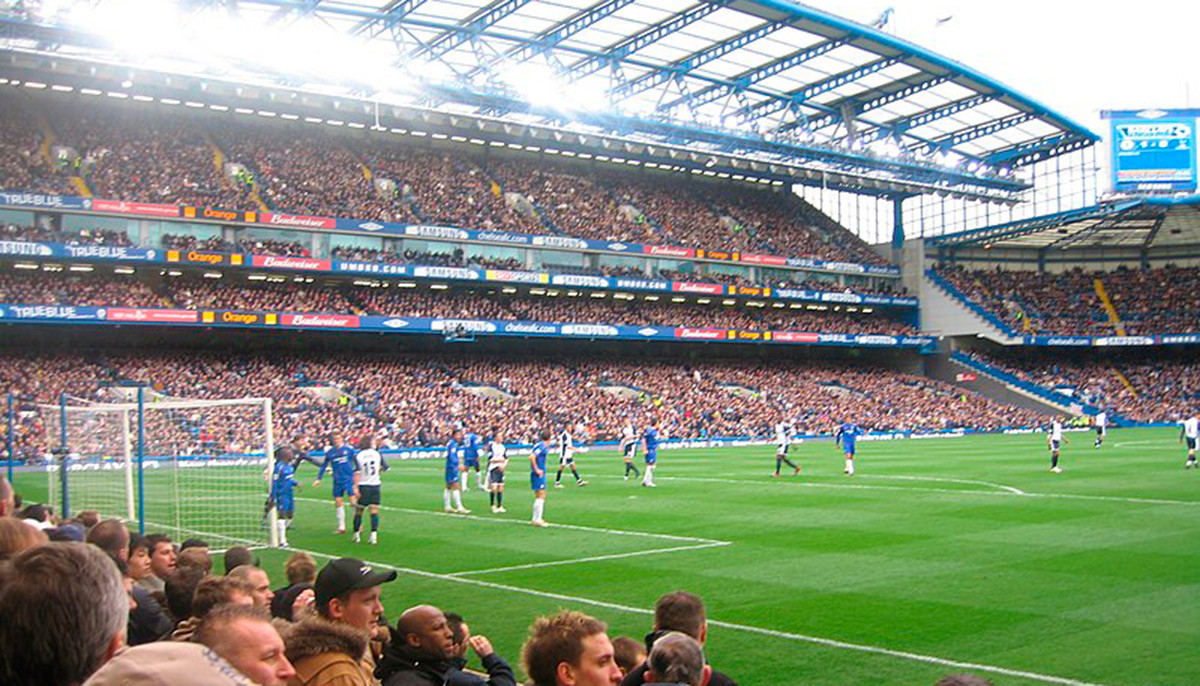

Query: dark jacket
[128,584,173,645]
[619,630,737,686]
[377,643,515,686]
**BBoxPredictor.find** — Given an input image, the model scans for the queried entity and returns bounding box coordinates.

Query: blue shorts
[445,465,460,485]
[530,473,546,492]
[332,480,354,498]
[843,444,856,456]
[463,453,479,468]
[274,493,294,513]
[644,451,657,465]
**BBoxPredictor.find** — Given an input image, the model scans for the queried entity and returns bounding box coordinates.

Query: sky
[802,0,1200,138]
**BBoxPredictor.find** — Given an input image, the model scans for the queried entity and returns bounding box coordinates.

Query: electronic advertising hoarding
[1104,109,1198,192]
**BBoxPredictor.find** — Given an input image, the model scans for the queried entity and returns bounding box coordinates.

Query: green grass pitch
[14,427,1200,686]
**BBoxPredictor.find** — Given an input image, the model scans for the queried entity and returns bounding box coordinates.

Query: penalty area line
[286,545,1116,686]
[446,541,732,577]
[294,496,730,545]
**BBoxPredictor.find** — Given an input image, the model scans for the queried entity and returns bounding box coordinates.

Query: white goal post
[44,391,278,548]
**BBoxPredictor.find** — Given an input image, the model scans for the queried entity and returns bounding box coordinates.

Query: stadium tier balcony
[0,92,896,271]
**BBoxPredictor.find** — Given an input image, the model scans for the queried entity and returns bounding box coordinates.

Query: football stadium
[0,1,1196,685]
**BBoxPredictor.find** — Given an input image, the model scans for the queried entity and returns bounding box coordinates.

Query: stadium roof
[0,0,1098,197]
[929,196,1200,250]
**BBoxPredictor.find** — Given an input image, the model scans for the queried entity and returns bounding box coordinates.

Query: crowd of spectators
[162,233,233,252]
[0,93,896,269]
[0,271,168,308]
[1,223,133,247]
[936,264,1200,335]
[965,350,1199,423]
[1,349,1043,464]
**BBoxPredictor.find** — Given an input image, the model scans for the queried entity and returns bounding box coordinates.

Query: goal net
[45,393,277,548]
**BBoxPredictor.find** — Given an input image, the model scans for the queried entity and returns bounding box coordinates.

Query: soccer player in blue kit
[460,429,486,492]
[444,428,470,514]
[641,419,659,487]
[312,431,357,533]
[835,421,861,475]
[271,446,299,547]
[530,429,550,527]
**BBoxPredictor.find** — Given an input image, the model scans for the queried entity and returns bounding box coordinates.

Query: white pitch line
[645,475,1200,506]
[856,473,1027,495]
[294,496,729,545]
[287,546,1116,686]
[447,541,731,577]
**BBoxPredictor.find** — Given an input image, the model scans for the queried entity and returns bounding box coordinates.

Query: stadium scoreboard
[1103,108,1198,192]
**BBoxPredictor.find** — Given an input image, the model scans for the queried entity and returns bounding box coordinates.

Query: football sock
[489,491,496,507]
[352,509,363,533]
[496,491,503,508]
[1051,453,1059,468]
[554,468,564,485]
[443,490,452,510]
[276,520,288,545]
[370,513,379,532]
[532,498,544,521]
[774,457,782,475]
[571,467,582,483]
[452,489,464,510]
[844,458,855,475]
[459,470,469,490]
[477,470,486,488]
[336,505,345,530]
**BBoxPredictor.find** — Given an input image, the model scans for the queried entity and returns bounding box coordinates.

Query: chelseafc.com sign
[1106,109,1198,192]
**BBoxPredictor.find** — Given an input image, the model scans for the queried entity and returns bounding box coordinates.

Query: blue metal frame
[58,393,68,519]
[137,387,146,535]
[5,393,12,483]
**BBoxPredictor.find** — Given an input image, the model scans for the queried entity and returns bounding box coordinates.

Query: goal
[45,391,278,548]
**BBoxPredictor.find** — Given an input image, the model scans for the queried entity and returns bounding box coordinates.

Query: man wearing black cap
[283,558,397,686]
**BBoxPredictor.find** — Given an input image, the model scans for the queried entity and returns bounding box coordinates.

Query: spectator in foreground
[166,566,210,623]
[0,516,47,560]
[611,637,646,678]
[0,543,128,686]
[644,633,709,686]
[0,476,13,516]
[284,556,396,686]
[195,604,297,686]
[139,533,177,594]
[87,519,130,562]
[225,545,258,574]
[178,546,214,574]
[376,604,516,686]
[172,575,256,641]
[273,551,318,619]
[521,610,623,686]
[621,592,735,686]
[83,641,260,686]
[87,518,172,644]
[229,564,276,608]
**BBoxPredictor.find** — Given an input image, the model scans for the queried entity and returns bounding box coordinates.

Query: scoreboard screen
[1104,109,1198,192]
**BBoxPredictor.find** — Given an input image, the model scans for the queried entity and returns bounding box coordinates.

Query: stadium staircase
[1092,277,1127,335]
[34,114,92,198]
[921,269,1021,342]
[949,351,1098,416]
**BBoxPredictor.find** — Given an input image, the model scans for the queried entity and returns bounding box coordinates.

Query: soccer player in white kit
[1047,418,1069,473]
[772,420,801,477]
[352,434,389,544]
[1093,410,1108,449]
[619,422,641,481]
[1180,412,1199,469]
[487,429,509,513]
[553,425,587,487]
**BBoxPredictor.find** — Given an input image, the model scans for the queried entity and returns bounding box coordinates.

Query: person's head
[224,545,257,575]
[275,446,295,467]
[81,641,262,686]
[284,552,318,586]
[540,429,551,442]
[330,431,344,448]
[358,434,376,450]
[191,576,256,620]
[397,605,455,660]
[127,533,152,580]
[228,565,274,608]
[313,557,397,631]
[0,476,14,517]
[445,611,470,659]
[610,637,646,678]
[934,676,994,686]
[0,517,48,561]
[0,542,127,686]
[86,520,130,563]
[178,546,214,575]
[452,428,463,442]
[522,610,622,686]
[653,591,707,644]
[180,538,210,554]
[195,604,296,686]
[144,534,176,578]
[645,632,709,686]
[165,566,209,620]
